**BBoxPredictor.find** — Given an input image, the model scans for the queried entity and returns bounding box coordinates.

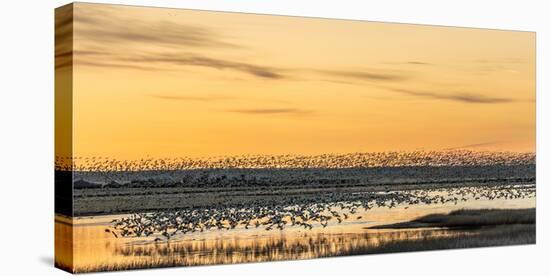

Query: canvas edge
[55,2,76,274]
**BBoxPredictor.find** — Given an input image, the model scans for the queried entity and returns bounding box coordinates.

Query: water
[55,196,535,272]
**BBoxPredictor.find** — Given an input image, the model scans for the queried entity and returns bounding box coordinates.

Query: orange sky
[59,3,535,159]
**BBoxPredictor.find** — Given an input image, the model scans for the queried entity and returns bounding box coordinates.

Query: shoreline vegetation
[363,208,536,254]
[369,208,535,230]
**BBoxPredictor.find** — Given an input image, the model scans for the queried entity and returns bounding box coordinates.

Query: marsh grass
[363,224,535,255]
[370,208,535,229]
[361,208,535,254]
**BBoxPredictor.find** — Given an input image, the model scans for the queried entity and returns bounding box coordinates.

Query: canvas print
[55,2,536,273]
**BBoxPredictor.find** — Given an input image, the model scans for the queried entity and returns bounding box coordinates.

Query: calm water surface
[55,197,534,272]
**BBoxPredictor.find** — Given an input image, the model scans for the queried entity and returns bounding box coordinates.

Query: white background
[0,0,548,275]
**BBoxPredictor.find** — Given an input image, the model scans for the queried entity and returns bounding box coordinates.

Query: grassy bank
[369,208,535,229]
[363,208,535,254]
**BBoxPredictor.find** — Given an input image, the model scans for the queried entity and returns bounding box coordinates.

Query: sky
[57,3,536,159]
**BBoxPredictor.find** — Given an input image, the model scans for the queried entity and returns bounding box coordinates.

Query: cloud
[66,49,411,82]
[388,88,516,104]
[55,5,73,71]
[63,47,285,79]
[226,108,312,115]
[319,70,408,82]
[383,61,432,66]
[137,53,283,79]
[443,141,505,150]
[149,94,235,101]
[475,58,526,64]
[59,5,422,83]
[74,6,241,49]
[76,60,160,71]
[60,6,407,82]
[56,50,110,69]
[118,53,285,79]
[320,79,357,85]
[405,61,431,65]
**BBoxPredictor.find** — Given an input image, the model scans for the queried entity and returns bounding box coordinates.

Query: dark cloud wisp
[75,7,241,49]
[443,141,505,150]
[320,70,408,82]
[67,48,285,79]
[149,94,235,101]
[123,53,285,79]
[406,61,431,65]
[388,88,517,104]
[226,108,312,115]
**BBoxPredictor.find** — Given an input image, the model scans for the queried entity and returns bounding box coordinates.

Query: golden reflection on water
[55,198,535,273]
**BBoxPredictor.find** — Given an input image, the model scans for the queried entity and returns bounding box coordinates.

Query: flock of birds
[105,183,536,241]
[58,150,535,241]
[57,150,535,172]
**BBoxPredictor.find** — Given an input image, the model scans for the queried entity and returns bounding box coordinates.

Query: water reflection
[114,229,465,265]
[55,195,535,273]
